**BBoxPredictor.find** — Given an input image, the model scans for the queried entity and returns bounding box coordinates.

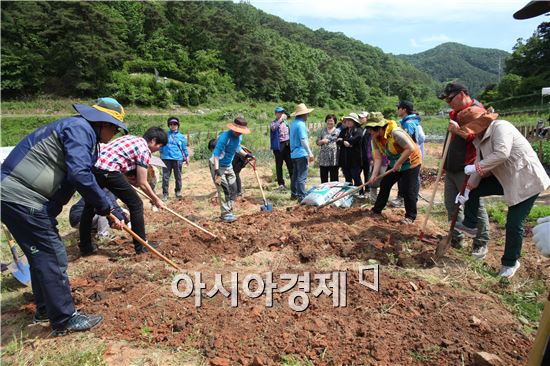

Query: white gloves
[464,164,476,175]
[455,188,471,205]
[533,216,550,257]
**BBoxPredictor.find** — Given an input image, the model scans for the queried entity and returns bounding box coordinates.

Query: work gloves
[534,216,550,257]
[214,169,222,185]
[464,164,476,175]
[455,188,471,206]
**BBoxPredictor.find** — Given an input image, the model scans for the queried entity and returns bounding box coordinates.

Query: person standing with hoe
[160,117,189,201]
[210,117,255,222]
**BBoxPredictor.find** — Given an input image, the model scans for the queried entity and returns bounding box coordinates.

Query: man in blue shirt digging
[210,117,255,222]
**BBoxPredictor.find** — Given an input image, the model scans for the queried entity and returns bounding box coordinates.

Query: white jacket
[468,120,550,207]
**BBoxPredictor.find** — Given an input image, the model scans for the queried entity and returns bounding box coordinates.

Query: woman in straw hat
[453,106,550,278]
[289,103,315,202]
[210,117,255,222]
[364,112,422,224]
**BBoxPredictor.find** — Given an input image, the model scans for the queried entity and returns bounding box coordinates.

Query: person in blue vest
[270,106,293,191]
[160,117,189,201]
[210,117,255,222]
[289,103,315,202]
[1,98,127,335]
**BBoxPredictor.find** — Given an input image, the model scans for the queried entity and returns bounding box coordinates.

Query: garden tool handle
[109,214,182,271]
[527,293,550,365]
[318,169,393,209]
[420,133,452,234]
[135,189,217,239]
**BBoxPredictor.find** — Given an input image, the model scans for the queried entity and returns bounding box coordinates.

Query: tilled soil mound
[42,205,535,365]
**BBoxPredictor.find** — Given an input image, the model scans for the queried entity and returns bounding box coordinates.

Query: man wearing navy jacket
[1,98,126,335]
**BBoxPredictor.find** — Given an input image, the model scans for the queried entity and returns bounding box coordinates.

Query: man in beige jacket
[454,106,550,278]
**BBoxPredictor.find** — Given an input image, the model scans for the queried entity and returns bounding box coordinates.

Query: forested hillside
[398,42,510,97]
[1,1,441,110]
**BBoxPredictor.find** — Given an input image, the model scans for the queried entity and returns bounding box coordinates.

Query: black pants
[273,141,293,186]
[80,170,146,252]
[320,166,339,183]
[342,165,363,194]
[162,159,183,195]
[373,165,420,220]
[232,156,247,195]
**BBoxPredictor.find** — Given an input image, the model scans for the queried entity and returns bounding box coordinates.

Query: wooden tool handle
[135,189,217,239]
[420,132,451,234]
[109,214,182,271]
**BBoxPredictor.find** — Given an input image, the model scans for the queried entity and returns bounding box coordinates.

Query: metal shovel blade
[7,256,31,286]
[260,203,273,212]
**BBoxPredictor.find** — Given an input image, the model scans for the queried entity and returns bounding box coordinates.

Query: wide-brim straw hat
[343,112,360,124]
[457,106,498,135]
[290,103,314,117]
[226,118,251,134]
[364,111,387,128]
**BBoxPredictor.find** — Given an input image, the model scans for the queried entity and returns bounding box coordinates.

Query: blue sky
[246,0,546,55]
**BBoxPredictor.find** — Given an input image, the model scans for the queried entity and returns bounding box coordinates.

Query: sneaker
[498,261,520,278]
[389,196,404,208]
[52,312,103,336]
[368,190,378,203]
[95,233,116,244]
[356,194,366,199]
[454,221,477,238]
[471,245,488,260]
[162,194,169,202]
[290,194,299,201]
[175,192,182,200]
[400,217,414,225]
[136,240,161,254]
[79,244,98,257]
[221,213,237,223]
[33,311,49,324]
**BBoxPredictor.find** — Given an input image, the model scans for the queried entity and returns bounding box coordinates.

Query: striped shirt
[95,135,151,173]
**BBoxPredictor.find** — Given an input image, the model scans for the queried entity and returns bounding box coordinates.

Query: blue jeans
[291,157,308,200]
[162,159,183,195]
[1,201,76,329]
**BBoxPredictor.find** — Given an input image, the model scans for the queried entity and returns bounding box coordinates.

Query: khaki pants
[210,162,237,218]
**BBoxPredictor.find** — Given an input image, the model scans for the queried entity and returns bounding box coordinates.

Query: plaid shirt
[95,135,151,173]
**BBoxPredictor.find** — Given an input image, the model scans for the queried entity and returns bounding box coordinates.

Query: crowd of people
[1,82,549,338]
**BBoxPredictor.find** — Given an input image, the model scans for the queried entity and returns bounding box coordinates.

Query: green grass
[410,345,440,363]
[279,355,315,366]
[1,333,107,366]
[486,202,550,227]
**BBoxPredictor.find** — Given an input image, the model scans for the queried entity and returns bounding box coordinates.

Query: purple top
[271,119,290,142]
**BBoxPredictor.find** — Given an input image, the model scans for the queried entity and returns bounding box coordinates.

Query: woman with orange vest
[365,112,422,224]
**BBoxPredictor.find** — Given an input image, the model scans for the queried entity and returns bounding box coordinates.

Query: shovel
[434,175,469,259]
[318,169,393,209]
[2,226,31,286]
[419,132,451,244]
[249,159,273,212]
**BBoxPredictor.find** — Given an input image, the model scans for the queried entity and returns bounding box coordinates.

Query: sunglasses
[445,92,461,103]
